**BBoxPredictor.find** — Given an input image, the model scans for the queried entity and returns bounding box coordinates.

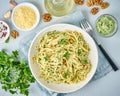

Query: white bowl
[11,2,40,31]
[28,24,98,93]
[0,21,10,43]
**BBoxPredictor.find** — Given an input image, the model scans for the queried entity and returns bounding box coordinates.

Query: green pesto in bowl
[96,14,118,37]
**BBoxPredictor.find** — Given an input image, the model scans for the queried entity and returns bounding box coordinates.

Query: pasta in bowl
[28,24,98,93]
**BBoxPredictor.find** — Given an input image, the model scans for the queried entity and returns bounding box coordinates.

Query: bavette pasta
[34,30,92,84]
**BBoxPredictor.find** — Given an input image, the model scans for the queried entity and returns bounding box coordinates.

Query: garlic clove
[4,10,12,19]
[9,0,17,8]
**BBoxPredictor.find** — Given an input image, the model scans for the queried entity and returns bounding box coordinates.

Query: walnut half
[74,0,84,5]
[101,2,109,9]
[91,7,99,15]
[87,0,102,7]
[10,30,19,39]
[42,13,52,22]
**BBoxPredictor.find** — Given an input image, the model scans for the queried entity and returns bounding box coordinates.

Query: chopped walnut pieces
[74,0,84,5]
[101,2,109,9]
[42,13,52,22]
[91,7,99,15]
[10,30,19,39]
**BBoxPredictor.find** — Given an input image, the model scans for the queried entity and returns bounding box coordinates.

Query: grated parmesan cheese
[14,6,37,29]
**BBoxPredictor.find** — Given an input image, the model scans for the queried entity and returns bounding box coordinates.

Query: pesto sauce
[96,15,115,35]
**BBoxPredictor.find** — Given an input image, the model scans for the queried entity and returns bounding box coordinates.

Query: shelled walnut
[74,0,84,5]
[91,7,99,15]
[10,30,19,39]
[94,0,103,6]
[87,0,102,7]
[42,13,52,22]
[85,0,110,15]
[101,2,109,9]
[87,0,93,7]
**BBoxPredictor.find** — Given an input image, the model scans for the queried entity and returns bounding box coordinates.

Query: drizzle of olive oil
[44,0,74,17]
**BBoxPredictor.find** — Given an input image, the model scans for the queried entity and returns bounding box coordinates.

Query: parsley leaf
[59,39,66,44]
[5,37,10,43]
[63,73,68,78]
[78,49,82,55]
[0,50,35,96]
[44,54,49,61]
[12,50,18,58]
[63,51,70,59]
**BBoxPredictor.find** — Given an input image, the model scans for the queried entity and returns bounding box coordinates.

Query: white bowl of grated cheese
[11,2,40,31]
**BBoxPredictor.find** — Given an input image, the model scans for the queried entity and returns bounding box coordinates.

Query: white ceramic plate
[28,24,98,93]
[11,2,40,31]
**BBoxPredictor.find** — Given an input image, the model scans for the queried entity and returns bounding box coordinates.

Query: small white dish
[11,2,40,31]
[28,24,98,93]
[0,21,10,43]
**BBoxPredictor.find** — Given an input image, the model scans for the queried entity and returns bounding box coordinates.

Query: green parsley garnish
[78,36,81,41]
[63,51,70,59]
[78,49,82,55]
[44,54,49,61]
[81,60,87,64]
[59,39,66,44]
[63,73,68,78]
[0,50,35,96]
[5,37,10,43]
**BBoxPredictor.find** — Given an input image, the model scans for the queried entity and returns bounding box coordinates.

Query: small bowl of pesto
[96,14,118,37]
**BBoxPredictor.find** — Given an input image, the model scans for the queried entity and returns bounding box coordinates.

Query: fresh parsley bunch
[0,50,35,96]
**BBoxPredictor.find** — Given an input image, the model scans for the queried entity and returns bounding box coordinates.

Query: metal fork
[80,18,118,71]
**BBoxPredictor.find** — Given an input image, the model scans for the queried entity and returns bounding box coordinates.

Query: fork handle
[98,45,119,71]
